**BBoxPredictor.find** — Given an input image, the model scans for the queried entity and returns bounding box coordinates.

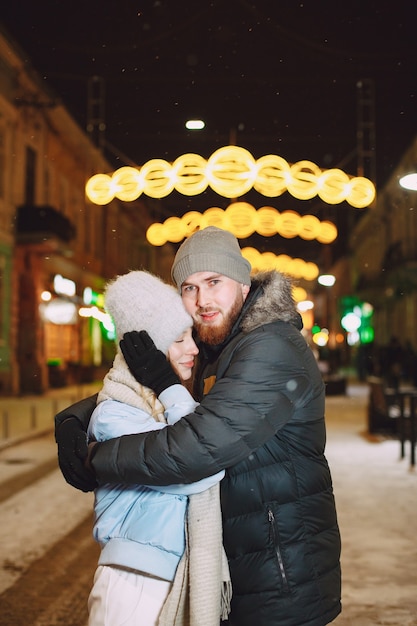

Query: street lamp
[185,119,205,130]
[399,173,417,191]
[318,274,336,287]
[316,274,336,346]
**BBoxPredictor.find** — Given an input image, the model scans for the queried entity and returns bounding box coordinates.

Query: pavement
[324,384,417,626]
[0,380,416,625]
[0,383,101,449]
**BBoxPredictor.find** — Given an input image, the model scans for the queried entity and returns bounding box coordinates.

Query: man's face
[180,271,250,345]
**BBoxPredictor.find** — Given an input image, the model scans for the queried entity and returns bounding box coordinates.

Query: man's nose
[196,287,210,307]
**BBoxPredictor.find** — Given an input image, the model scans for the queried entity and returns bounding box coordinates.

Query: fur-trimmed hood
[241,270,302,333]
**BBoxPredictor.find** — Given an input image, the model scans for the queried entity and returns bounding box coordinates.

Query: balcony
[15,205,76,244]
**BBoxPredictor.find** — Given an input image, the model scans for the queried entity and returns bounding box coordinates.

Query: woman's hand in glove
[120,330,180,395]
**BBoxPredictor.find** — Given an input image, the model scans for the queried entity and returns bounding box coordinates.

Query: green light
[83,287,104,307]
[360,327,374,344]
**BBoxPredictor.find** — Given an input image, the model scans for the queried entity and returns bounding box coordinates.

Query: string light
[242,247,319,281]
[145,202,338,246]
[85,146,376,208]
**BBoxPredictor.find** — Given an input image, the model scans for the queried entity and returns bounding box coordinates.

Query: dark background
[2,0,416,261]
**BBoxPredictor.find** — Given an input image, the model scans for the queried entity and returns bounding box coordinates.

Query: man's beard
[194,291,244,345]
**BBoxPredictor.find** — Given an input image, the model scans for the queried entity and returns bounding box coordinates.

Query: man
[56,226,342,626]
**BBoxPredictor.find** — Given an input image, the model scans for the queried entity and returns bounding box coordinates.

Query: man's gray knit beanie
[104,270,193,355]
[171,226,252,289]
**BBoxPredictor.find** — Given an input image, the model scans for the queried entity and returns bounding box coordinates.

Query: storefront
[15,242,113,393]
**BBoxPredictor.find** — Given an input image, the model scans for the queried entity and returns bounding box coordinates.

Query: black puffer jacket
[92,271,342,626]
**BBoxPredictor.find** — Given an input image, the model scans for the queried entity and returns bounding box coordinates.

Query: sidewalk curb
[0,383,101,450]
[0,427,55,452]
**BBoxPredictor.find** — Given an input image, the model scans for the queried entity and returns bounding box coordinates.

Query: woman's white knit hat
[171,226,252,289]
[104,270,193,355]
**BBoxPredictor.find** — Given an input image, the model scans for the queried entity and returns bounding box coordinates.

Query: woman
[87,270,230,626]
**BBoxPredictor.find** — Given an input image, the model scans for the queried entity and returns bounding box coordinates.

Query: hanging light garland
[146,202,337,246]
[242,248,319,281]
[84,146,375,281]
[85,145,375,209]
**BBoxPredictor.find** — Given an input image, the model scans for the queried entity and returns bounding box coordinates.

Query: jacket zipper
[268,508,290,593]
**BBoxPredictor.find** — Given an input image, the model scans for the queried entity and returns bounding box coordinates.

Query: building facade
[350,137,417,359]
[0,26,156,395]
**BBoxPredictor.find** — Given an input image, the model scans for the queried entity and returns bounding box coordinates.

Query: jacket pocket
[268,507,290,594]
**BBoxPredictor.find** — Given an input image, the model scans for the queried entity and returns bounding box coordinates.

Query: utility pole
[356,78,377,187]
[87,76,106,152]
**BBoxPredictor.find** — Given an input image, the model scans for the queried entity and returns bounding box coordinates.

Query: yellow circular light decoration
[346,176,376,208]
[245,247,262,268]
[254,154,291,197]
[293,286,307,302]
[317,169,350,204]
[146,222,167,246]
[112,166,142,202]
[287,161,321,200]
[255,206,280,236]
[140,158,175,198]
[206,146,257,198]
[163,216,187,243]
[317,221,338,244]
[239,246,260,268]
[200,207,228,229]
[300,214,321,240]
[172,153,209,196]
[181,211,205,237]
[274,254,293,273]
[85,173,114,205]
[289,259,304,278]
[304,262,320,281]
[264,252,281,270]
[225,202,257,239]
[278,210,301,238]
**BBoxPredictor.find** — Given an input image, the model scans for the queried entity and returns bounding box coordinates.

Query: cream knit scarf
[98,353,232,626]
[97,353,166,421]
[158,481,232,626]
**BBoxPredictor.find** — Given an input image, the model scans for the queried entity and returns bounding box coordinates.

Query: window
[0,253,6,345]
[0,130,5,200]
[25,146,37,205]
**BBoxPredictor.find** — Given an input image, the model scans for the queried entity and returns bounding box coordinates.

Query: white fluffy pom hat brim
[104,270,193,355]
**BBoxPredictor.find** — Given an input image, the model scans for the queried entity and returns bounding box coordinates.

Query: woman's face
[168,327,199,381]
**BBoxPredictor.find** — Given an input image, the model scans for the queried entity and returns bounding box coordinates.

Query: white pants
[88,565,172,626]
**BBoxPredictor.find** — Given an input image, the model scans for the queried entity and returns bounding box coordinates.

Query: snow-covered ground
[0,383,416,625]
[326,386,417,626]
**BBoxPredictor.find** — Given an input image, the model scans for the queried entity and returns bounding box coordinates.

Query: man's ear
[242,284,250,300]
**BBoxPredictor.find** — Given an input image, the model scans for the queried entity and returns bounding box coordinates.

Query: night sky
[2,0,417,259]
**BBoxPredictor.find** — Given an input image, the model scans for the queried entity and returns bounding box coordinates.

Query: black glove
[120,330,180,396]
[55,417,98,492]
